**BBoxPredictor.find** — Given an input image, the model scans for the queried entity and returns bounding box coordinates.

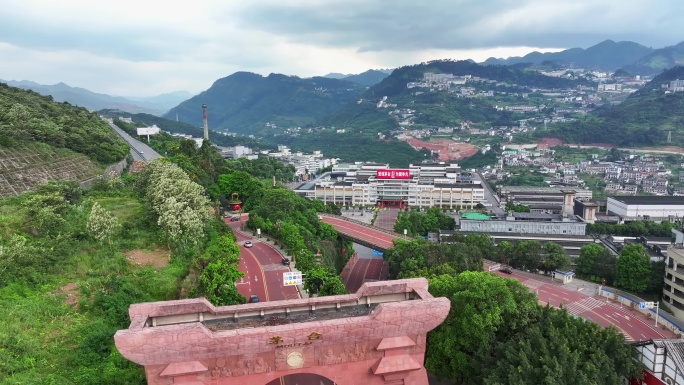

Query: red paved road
[493,270,672,342]
[225,217,299,302]
[344,258,384,293]
[326,216,675,342]
[321,216,398,250]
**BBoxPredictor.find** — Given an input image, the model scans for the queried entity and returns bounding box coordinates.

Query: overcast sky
[0,0,679,97]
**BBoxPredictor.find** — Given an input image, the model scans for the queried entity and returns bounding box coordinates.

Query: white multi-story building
[266,149,338,177]
[670,79,684,92]
[295,162,485,208]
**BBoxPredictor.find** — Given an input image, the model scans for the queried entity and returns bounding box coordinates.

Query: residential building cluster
[263,146,338,179]
[494,148,684,197]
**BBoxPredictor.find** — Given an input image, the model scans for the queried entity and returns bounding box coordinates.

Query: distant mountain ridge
[323,69,392,86]
[621,42,684,75]
[165,72,366,134]
[483,40,656,72]
[0,80,192,115]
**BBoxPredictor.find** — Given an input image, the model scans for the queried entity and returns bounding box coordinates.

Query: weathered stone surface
[115,278,449,385]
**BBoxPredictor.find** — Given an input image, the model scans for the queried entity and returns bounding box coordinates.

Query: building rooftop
[512,212,565,221]
[608,196,684,205]
[461,212,491,220]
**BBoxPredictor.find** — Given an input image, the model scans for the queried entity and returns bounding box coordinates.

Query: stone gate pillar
[115,278,449,385]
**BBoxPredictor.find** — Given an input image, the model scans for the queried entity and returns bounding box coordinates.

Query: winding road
[226,216,299,302]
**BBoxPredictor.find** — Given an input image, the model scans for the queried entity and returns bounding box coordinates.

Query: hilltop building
[295,162,485,208]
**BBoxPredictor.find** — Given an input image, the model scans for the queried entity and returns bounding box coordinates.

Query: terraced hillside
[0,143,101,197]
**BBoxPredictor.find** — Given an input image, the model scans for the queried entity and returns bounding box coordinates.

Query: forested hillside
[621,42,684,76]
[165,72,365,134]
[0,83,129,163]
[548,66,684,146]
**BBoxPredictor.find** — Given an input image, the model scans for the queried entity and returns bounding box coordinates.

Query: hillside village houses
[494,147,682,196]
[263,146,338,180]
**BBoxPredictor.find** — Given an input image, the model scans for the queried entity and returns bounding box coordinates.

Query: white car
[244,241,253,248]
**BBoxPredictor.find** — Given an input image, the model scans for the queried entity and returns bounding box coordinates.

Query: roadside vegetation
[382,234,641,384]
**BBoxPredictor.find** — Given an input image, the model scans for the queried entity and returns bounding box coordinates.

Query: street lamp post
[655,302,660,327]
[404,229,408,240]
[257,228,261,239]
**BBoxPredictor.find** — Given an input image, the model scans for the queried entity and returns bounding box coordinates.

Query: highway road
[104,119,162,161]
[326,216,675,342]
[226,216,299,302]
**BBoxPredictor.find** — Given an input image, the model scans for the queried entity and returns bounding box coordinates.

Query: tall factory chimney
[202,104,209,140]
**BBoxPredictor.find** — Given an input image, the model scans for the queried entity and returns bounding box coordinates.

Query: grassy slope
[0,191,185,384]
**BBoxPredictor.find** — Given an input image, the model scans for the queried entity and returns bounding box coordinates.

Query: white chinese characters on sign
[375,169,410,179]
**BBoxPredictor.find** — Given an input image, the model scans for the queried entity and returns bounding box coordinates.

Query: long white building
[295,162,485,208]
[607,196,684,221]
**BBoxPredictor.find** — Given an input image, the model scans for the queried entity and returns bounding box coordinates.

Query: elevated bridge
[321,215,401,252]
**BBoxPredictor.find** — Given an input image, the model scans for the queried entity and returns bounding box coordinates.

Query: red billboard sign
[376,169,410,179]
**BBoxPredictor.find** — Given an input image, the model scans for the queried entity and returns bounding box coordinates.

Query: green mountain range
[164,72,366,135]
[331,69,391,86]
[548,66,684,146]
[483,40,658,72]
[621,42,684,76]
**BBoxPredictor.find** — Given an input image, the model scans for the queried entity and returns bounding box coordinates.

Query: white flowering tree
[136,160,211,250]
[87,202,121,245]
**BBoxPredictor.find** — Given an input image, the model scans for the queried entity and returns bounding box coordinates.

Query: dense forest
[0,83,129,163]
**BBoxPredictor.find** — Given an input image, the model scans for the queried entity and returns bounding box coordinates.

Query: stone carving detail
[275,346,315,371]
[316,341,376,366]
[210,355,273,377]
[319,348,340,365]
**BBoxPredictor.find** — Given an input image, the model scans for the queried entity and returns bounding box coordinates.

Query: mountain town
[3,3,684,384]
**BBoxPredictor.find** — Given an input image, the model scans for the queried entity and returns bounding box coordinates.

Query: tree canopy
[426,272,642,385]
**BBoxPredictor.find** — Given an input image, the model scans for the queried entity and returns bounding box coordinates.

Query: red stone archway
[265,373,335,385]
[115,278,449,385]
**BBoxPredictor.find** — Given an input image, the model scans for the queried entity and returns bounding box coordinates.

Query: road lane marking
[245,248,269,301]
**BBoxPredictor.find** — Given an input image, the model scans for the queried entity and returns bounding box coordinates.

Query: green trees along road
[426,272,641,385]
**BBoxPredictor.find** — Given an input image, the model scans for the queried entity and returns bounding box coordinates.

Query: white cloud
[0,0,679,96]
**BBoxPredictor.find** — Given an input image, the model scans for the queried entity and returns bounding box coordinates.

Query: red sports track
[225,216,299,302]
[324,216,675,342]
